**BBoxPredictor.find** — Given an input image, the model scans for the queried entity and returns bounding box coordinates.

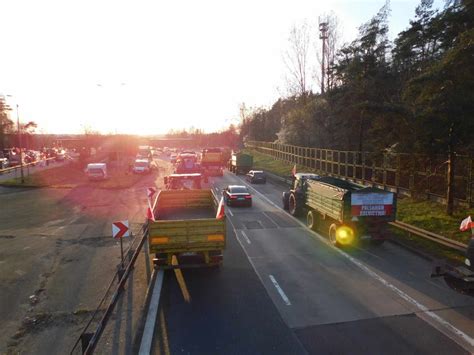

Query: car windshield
[230,186,248,194]
[135,162,148,167]
[253,172,264,177]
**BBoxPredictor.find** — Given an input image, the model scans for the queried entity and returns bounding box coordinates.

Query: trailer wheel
[288,193,301,217]
[329,224,340,247]
[307,210,318,231]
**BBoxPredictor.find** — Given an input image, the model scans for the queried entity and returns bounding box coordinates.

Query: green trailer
[148,189,226,268]
[283,174,396,246]
[229,152,253,175]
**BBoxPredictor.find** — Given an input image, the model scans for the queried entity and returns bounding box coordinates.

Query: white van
[133,159,152,174]
[86,163,108,180]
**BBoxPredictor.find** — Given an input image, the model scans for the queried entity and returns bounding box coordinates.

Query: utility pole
[319,21,329,94]
[17,104,24,183]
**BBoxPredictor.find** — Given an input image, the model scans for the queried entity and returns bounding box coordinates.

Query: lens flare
[336,226,354,245]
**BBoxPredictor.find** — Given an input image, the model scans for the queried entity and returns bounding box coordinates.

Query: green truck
[229,152,253,175]
[148,189,226,268]
[282,173,396,246]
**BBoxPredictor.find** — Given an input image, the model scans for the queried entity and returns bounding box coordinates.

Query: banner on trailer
[351,193,393,217]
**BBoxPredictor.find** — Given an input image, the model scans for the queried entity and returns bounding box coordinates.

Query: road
[0,157,170,354]
[156,169,474,354]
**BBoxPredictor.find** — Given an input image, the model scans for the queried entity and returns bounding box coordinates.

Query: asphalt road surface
[157,170,474,355]
[0,157,170,354]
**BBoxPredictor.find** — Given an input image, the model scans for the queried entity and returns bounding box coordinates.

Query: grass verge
[245,148,472,261]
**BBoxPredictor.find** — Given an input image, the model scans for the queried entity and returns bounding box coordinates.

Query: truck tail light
[207,234,224,242]
[153,237,169,244]
[245,195,252,199]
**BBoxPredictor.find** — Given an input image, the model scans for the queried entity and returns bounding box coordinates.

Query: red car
[223,185,252,207]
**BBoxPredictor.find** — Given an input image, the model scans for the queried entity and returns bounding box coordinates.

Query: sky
[0,0,444,135]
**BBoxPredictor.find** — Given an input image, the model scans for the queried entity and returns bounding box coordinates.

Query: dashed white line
[269,275,291,306]
[227,208,234,217]
[241,230,251,244]
[234,173,474,352]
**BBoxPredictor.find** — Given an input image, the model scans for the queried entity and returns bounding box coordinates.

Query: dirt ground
[0,157,173,354]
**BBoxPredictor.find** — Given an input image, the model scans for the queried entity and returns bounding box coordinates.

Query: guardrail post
[467,157,473,207]
[371,156,376,186]
[361,152,366,181]
[81,333,94,354]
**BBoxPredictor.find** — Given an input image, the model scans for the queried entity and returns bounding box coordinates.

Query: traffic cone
[216,197,225,219]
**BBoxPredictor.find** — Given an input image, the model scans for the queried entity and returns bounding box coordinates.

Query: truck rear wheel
[288,193,301,217]
[282,192,290,210]
[307,210,318,231]
[329,224,340,247]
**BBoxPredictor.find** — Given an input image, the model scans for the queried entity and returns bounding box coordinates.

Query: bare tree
[314,12,342,92]
[283,21,311,97]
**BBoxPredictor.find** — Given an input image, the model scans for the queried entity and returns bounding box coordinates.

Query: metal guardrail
[390,220,468,252]
[70,222,149,354]
[260,168,468,253]
[0,157,58,175]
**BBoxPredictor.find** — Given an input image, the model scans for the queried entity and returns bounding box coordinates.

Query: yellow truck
[148,189,226,268]
[200,148,224,176]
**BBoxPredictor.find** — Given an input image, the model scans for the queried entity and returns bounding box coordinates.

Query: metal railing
[246,141,474,207]
[390,220,468,252]
[0,157,58,175]
[70,222,149,354]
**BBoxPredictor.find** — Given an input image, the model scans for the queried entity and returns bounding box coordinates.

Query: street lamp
[6,95,24,183]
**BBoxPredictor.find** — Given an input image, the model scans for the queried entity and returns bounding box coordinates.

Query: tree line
[165,125,240,148]
[0,96,38,150]
[239,0,474,214]
[240,0,473,155]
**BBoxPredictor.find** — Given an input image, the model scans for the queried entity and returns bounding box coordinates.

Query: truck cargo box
[148,189,226,267]
[229,152,253,174]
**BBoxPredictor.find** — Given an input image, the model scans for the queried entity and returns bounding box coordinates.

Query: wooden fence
[246,141,474,207]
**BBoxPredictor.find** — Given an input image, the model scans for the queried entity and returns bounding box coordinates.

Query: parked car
[246,170,267,184]
[0,157,9,169]
[170,154,177,164]
[56,150,66,161]
[223,185,252,207]
[86,163,108,180]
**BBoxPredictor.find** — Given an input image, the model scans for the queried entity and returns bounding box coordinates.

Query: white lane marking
[227,208,234,217]
[269,275,291,306]
[241,230,251,244]
[234,174,474,352]
[352,245,383,261]
[139,270,165,355]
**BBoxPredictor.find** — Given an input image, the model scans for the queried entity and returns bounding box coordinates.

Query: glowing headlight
[336,226,355,245]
